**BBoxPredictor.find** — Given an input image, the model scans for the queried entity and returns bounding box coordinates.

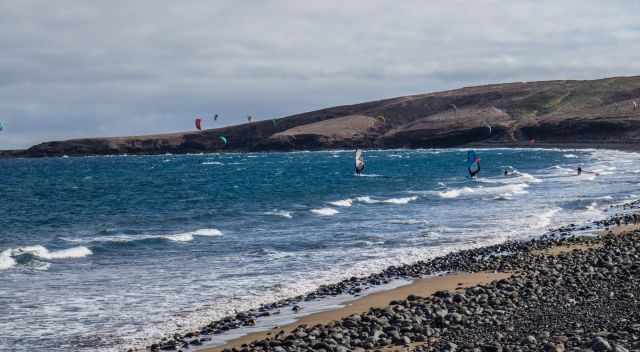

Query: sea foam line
[62,228,223,244]
[329,196,418,207]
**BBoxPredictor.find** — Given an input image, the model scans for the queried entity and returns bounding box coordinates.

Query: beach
[208,225,638,352]
[142,207,640,352]
[204,273,511,352]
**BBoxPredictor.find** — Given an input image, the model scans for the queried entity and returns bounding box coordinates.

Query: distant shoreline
[4,76,640,159]
[2,142,640,160]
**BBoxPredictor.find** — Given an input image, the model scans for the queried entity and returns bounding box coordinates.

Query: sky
[1,0,640,149]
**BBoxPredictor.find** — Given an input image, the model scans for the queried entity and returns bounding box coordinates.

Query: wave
[437,183,529,199]
[0,249,16,270]
[564,154,578,158]
[355,174,383,177]
[532,208,562,229]
[62,228,223,244]
[264,210,293,219]
[329,199,353,207]
[382,196,418,204]
[476,170,541,185]
[311,207,339,216]
[354,196,418,205]
[201,161,224,165]
[387,219,429,225]
[0,245,92,271]
[438,187,475,199]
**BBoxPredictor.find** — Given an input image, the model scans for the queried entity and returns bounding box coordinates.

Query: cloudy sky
[1,0,639,149]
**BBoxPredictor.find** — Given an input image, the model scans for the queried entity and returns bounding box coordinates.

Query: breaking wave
[264,210,293,219]
[329,199,353,207]
[0,245,93,271]
[437,183,529,199]
[354,196,418,205]
[311,207,339,216]
[62,229,223,244]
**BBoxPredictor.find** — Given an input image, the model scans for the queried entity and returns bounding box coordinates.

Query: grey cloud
[1,0,639,148]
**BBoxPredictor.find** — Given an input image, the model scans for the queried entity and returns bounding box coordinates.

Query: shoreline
[203,224,640,351]
[202,272,511,352]
[143,199,640,352]
[3,143,640,159]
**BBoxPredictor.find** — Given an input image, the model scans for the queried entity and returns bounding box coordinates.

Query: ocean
[1,148,639,351]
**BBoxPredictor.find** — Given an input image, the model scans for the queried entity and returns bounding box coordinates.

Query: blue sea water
[1,148,639,351]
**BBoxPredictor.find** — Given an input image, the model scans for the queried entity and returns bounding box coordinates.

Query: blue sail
[467,151,478,166]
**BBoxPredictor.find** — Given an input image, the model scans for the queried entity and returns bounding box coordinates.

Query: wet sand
[201,272,510,352]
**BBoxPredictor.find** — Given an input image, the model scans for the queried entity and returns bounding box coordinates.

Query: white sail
[355,149,365,173]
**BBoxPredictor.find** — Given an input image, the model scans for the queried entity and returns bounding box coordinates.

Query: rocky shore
[138,201,640,352]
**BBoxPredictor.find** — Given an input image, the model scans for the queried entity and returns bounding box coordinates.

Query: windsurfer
[355,149,365,175]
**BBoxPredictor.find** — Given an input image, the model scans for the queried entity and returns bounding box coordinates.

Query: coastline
[4,142,640,159]
[143,202,640,352]
[198,223,640,352]
[202,272,511,352]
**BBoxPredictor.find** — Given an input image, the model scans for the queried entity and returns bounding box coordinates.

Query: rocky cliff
[4,76,640,157]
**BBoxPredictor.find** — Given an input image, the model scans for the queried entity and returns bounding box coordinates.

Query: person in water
[577,167,582,175]
[354,149,365,175]
[504,169,509,176]
[468,161,480,178]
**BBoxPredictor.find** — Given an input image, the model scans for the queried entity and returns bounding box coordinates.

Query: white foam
[513,171,542,184]
[477,171,541,185]
[355,196,378,204]
[63,229,223,244]
[438,187,474,199]
[0,249,16,270]
[202,161,224,165]
[11,245,93,259]
[160,229,224,242]
[354,196,418,205]
[437,184,529,199]
[329,199,353,207]
[264,210,293,219]
[564,153,578,158]
[311,207,339,216]
[493,194,513,201]
[383,196,418,204]
[0,245,92,270]
[533,208,561,229]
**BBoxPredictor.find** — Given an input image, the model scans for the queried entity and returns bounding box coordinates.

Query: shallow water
[1,148,639,351]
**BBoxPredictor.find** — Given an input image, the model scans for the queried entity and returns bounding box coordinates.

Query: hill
[4,76,640,157]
